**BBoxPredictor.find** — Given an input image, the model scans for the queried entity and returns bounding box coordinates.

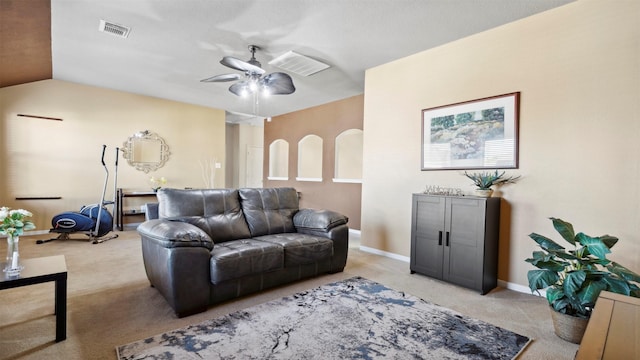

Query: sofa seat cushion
[255,233,333,267]
[210,239,284,284]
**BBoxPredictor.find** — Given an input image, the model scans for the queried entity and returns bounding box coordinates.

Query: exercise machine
[38,145,119,244]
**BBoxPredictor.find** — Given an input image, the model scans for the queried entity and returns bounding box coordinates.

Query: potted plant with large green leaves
[526,217,640,343]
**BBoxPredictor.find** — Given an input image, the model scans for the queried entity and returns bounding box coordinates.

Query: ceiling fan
[200,45,295,97]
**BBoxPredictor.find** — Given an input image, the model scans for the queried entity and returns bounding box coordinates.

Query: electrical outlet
[215,162,221,169]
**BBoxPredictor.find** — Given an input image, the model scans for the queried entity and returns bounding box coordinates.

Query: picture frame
[421,92,520,171]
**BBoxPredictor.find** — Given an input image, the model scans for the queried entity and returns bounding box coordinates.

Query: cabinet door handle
[446,232,450,247]
[438,231,443,246]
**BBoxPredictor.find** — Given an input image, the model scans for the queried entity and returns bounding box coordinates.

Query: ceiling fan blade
[228,81,251,96]
[200,73,242,82]
[220,56,265,75]
[260,72,296,95]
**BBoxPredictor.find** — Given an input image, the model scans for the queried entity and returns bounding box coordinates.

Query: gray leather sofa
[137,187,349,317]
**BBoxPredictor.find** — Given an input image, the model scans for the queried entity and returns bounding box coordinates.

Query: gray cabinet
[410,194,500,294]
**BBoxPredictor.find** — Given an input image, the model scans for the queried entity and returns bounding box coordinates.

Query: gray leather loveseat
[137,187,349,317]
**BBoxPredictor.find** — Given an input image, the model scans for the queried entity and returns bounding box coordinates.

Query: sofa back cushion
[157,188,251,242]
[239,188,298,237]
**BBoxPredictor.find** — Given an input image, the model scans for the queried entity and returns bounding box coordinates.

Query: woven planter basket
[549,307,589,344]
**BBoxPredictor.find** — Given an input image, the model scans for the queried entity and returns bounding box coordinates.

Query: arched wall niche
[334,128,363,183]
[262,94,364,230]
[297,134,323,181]
[268,139,289,180]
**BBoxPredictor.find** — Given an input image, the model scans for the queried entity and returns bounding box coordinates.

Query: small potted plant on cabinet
[463,170,520,197]
[525,217,640,343]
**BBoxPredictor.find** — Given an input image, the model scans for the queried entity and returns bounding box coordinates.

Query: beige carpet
[0,230,578,360]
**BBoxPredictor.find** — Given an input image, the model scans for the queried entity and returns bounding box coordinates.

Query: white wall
[362,0,640,287]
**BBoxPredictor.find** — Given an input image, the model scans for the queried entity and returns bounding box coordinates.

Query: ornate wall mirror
[121,130,170,173]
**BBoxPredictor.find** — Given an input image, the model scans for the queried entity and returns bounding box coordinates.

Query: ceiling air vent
[99,19,131,38]
[269,51,330,77]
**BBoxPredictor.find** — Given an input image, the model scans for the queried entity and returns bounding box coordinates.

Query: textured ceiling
[5,0,574,122]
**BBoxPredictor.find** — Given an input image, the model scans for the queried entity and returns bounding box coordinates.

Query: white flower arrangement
[149,176,167,191]
[0,207,36,238]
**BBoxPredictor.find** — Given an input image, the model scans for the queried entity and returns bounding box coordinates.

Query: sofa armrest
[293,209,348,232]
[137,219,214,250]
[139,222,212,317]
[294,209,349,273]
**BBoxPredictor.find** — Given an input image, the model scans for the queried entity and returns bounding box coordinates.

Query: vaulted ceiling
[1,0,574,122]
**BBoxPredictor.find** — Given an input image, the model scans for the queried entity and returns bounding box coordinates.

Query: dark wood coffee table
[0,255,68,342]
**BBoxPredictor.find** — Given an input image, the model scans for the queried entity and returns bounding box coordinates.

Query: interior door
[245,145,263,188]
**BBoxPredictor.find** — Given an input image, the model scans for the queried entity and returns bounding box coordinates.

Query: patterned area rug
[117,277,531,359]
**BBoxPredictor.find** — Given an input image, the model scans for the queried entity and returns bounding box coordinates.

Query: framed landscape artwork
[421,92,520,170]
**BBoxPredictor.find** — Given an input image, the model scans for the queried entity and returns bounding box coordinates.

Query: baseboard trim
[359,245,411,263]
[358,245,543,297]
[501,280,545,297]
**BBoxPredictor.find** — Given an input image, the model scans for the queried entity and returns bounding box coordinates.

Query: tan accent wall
[362,1,640,287]
[264,95,363,230]
[0,79,226,231]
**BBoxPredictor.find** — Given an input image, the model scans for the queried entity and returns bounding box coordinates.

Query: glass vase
[3,235,24,277]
